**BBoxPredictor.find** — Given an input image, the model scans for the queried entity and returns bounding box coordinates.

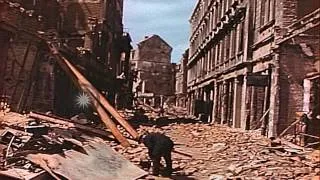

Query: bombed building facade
[0,0,50,112]
[0,0,133,115]
[187,0,320,137]
[131,35,175,107]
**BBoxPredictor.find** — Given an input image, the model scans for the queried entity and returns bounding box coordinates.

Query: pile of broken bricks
[0,107,319,180]
[115,117,320,180]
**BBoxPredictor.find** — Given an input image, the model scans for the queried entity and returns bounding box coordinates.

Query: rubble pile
[166,106,189,118]
[0,107,319,180]
[132,101,189,121]
[0,112,147,179]
[117,120,320,179]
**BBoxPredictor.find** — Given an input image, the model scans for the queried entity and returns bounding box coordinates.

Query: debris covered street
[0,107,319,180]
[117,112,320,180]
[1,0,320,179]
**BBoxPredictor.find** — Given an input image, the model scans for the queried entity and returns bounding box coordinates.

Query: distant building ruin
[130,35,175,107]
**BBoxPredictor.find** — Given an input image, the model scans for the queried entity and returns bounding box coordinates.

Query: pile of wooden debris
[0,112,147,180]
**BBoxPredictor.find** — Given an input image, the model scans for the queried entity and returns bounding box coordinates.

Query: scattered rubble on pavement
[0,103,319,180]
[116,109,320,180]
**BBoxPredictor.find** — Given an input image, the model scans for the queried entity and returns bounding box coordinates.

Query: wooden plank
[298,133,320,140]
[27,155,61,180]
[278,119,300,138]
[57,46,139,139]
[29,112,113,138]
[47,44,130,147]
[172,149,193,158]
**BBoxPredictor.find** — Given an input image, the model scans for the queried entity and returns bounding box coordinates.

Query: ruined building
[0,0,133,115]
[187,0,320,138]
[175,49,189,108]
[0,0,53,112]
[54,0,133,113]
[131,35,175,107]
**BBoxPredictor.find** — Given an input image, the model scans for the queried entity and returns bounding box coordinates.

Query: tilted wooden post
[48,44,130,147]
[62,52,139,140]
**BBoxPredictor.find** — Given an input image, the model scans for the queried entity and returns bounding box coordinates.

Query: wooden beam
[30,112,139,145]
[278,119,300,138]
[172,149,193,158]
[48,44,130,147]
[60,49,139,140]
[16,41,32,112]
[29,112,113,138]
[298,133,320,140]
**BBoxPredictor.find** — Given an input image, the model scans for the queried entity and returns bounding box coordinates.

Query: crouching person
[138,132,174,177]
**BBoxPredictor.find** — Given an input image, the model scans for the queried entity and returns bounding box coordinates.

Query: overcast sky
[123,0,195,63]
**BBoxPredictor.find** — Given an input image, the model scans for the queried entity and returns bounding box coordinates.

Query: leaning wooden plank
[48,44,130,147]
[29,112,113,138]
[48,43,138,139]
[94,102,130,147]
[279,139,306,151]
[279,119,300,137]
[63,56,139,139]
[298,133,320,140]
[0,168,48,180]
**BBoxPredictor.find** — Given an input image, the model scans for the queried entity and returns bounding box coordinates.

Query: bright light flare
[75,92,91,108]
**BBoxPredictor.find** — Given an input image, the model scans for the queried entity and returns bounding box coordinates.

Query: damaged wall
[131,35,175,106]
[0,0,53,112]
[0,31,11,97]
[4,39,39,111]
[1,0,132,114]
[0,37,55,112]
[278,39,319,134]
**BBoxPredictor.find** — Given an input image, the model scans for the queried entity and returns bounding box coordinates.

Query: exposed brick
[131,35,175,106]
[278,40,319,134]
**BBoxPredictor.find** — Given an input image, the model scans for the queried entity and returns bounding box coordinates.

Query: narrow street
[113,111,320,180]
[0,103,319,179]
[1,0,320,179]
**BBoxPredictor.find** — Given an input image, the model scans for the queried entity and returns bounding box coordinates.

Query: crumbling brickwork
[0,0,130,113]
[131,35,175,106]
[0,0,49,111]
[278,36,320,134]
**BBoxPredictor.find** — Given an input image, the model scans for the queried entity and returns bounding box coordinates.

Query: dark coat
[142,133,174,158]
